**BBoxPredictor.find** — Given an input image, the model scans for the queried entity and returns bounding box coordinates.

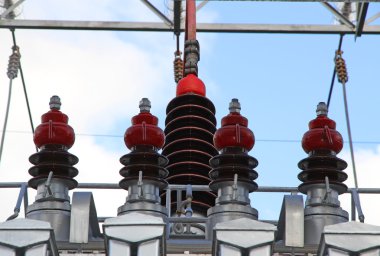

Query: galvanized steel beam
[1,19,380,34]
[356,2,369,38]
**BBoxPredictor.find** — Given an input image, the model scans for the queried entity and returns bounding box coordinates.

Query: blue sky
[0,1,380,224]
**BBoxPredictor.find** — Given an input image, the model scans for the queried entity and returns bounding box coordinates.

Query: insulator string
[327,34,344,109]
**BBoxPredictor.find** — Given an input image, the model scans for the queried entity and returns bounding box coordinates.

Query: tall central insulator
[162,73,218,215]
[28,95,78,191]
[298,102,348,194]
[298,102,349,245]
[118,98,169,217]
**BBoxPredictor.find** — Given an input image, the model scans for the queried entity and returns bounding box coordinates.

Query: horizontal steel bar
[2,182,380,194]
[168,184,210,191]
[1,19,380,34]
[168,217,207,223]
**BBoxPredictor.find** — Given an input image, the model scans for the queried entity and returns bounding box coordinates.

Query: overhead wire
[2,129,380,145]
[11,29,36,141]
[0,29,37,164]
[0,79,14,164]
[0,34,21,164]
[334,49,359,189]
[326,34,344,109]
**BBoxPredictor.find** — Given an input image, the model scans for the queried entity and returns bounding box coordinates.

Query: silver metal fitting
[7,45,21,79]
[49,95,61,110]
[316,102,328,116]
[229,98,241,113]
[139,98,151,112]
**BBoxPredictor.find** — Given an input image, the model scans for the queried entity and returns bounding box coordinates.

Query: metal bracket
[43,171,53,198]
[232,173,238,201]
[350,188,365,223]
[323,176,332,204]
[6,182,28,221]
[277,195,304,247]
[69,192,101,243]
[137,170,144,199]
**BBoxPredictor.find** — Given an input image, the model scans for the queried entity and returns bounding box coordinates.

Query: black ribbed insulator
[119,145,169,190]
[209,147,258,192]
[28,144,78,189]
[161,94,218,215]
[298,149,348,194]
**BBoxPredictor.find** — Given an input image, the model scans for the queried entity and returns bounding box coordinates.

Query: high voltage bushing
[298,102,348,194]
[28,96,78,190]
[162,75,217,216]
[27,95,78,241]
[298,102,348,245]
[207,99,259,239]
[209,99,258,194]
[118,98,169,217]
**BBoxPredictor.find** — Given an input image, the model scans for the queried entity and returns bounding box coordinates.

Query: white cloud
[0,2,174,220]
[340,146,380,225]
[0,0,220,222]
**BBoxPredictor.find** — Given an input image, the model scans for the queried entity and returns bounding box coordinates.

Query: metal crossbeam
[0,0,25,19]
[320,2,355,29]
[1,19,380,34]
[140,0,173,27]
[356,2,369,38]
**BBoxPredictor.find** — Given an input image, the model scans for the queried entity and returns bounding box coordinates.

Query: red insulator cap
[34,96,75,149]
[124,98,165,149]
[214,99,255,151]
[176,74,206,96]
[302,102,343,154]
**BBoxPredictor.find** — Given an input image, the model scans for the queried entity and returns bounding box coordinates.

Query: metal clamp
[232,173,238,201]
[323,176,332,204]
[137,171,144,199]
[43,171,54,198]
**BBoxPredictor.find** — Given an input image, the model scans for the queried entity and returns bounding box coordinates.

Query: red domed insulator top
[124,98,165,150]
[34,96,75,149]
[302,102,343,154]
[214,99,255,151]
[176,74,206,97]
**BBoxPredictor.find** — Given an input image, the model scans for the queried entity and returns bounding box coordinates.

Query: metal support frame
[140,0,173,27]
[1,19,380,34]
[321,3,355,29]
[0,0,25,19]
[356,2,369,38]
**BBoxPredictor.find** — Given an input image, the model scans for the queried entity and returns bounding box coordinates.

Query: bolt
[139,98,151,112]
[229,98,241,113]
[49,95,61,110]
[316,102,328,116]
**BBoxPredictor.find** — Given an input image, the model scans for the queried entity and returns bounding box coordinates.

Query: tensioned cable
[11,29,36,138]
[326,34,344,109]
[0,79,13,163]
[335,48,359,189]
[2,129,380,145]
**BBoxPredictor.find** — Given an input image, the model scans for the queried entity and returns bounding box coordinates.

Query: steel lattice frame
[0,1,379,35]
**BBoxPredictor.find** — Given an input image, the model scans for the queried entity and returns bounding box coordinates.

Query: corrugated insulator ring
[119,145,168,190]
[28,144,78,189]
[209,147,258,192]
[298,149,348,194]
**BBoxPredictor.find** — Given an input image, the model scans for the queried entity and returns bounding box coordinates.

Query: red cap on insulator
[176,74,206,97]
[124,98,165,150]
[302,102,343,154]
[34,95,75,149]
[214,99,255,151]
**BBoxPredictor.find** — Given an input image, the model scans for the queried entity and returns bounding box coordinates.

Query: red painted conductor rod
[185,0,196,41]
